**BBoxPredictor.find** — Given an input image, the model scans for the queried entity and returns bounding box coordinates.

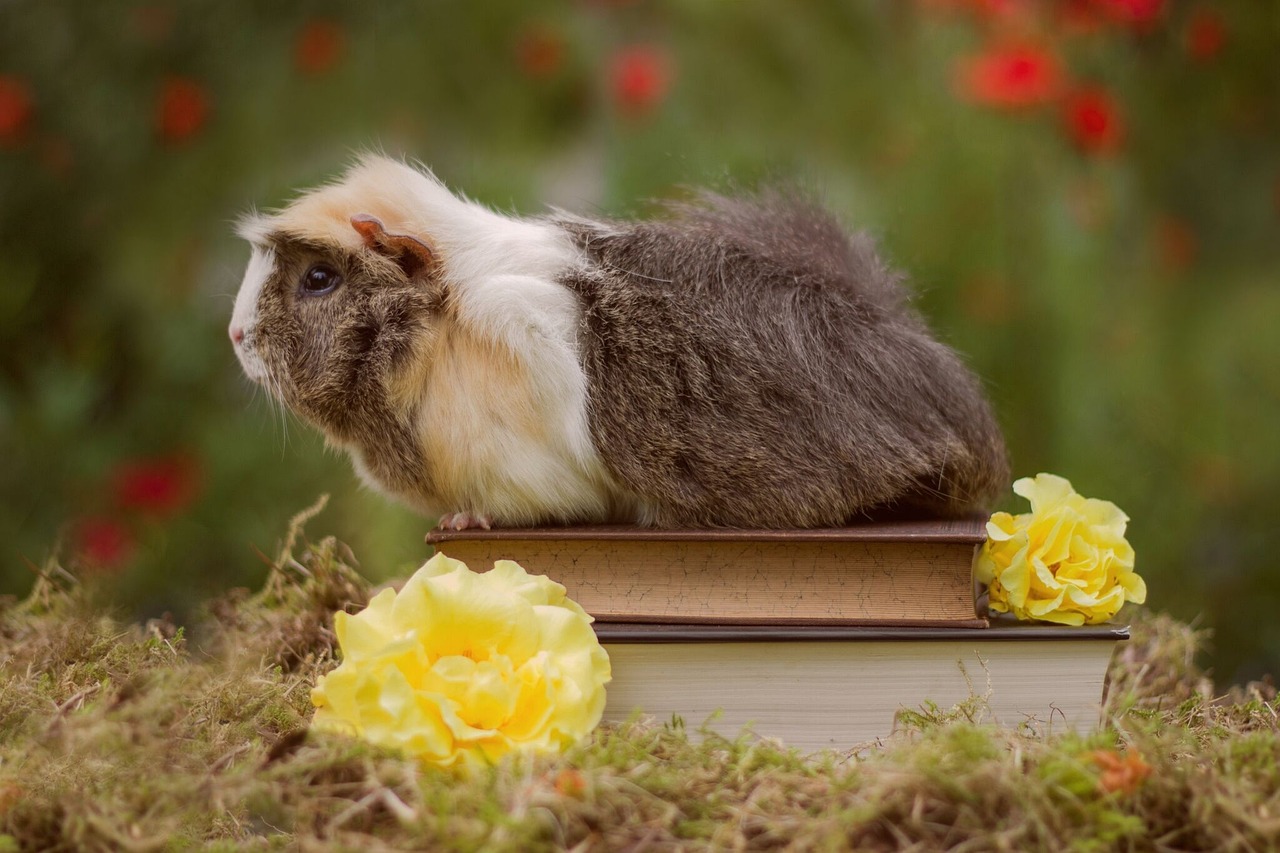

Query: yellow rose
[310,553,611,768]
[974,473,1146,625]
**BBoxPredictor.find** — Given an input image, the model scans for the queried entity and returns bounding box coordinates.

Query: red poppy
[957,43,1063,109]
[74,517,135,572]
[1063,87,1124,154]
[296,20,345,76]
[1185,9,1226,62]
[515,26,566,79]
[0,75,33,146]
[112,454,200,517]
[610,46,672,118]
[155,77,210,143]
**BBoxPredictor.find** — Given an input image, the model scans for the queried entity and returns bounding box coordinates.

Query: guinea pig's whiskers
[252,370,286,453]
[265,376,293,455]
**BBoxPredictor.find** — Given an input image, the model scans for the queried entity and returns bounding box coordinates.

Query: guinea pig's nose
[229,325,245,345]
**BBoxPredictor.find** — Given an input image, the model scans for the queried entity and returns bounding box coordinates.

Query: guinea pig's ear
[351,214,436,280]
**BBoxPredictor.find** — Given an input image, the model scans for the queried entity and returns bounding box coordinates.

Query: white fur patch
[230,245,274,382]
[417,273,623,525]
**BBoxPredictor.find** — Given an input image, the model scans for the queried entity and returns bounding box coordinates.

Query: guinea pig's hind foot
[438,511,493,532]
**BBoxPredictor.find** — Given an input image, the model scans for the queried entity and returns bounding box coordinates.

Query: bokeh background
[2,0,1277,682]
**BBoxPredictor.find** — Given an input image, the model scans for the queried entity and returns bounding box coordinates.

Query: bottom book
[594,623,1127,751]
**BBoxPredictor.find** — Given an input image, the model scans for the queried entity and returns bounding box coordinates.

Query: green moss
[2,510,1278,851]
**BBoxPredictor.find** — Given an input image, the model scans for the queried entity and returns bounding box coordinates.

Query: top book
[427,518,988,627]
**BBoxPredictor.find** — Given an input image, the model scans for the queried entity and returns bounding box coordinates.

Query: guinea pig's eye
[300,263,342,297]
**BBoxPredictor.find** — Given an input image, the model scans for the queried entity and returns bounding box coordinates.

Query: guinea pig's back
[555,193,1008,528]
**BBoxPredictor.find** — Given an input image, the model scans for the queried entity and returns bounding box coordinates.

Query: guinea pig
[230,156,1007,530]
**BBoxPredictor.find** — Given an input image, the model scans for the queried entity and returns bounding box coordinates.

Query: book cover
[427,518,988,626]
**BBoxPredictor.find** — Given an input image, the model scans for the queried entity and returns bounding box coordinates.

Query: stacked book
[427,519,1125,750]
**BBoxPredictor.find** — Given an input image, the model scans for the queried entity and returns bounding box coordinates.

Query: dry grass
[2,506,1278,852]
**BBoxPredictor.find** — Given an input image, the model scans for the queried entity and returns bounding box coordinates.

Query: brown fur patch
[556,191,1009,527]
[247,231,446,504]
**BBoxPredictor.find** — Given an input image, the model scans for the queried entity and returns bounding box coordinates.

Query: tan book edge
[426,518,989,543]
[428,519,988,626]
[593,624,1127,751]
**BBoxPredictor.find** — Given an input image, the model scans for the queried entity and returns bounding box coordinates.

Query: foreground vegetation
[2,510,1278,851]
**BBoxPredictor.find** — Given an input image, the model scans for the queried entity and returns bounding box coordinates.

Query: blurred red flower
[0,75,34,146]
[516,26,566,79]
[1063,87,1124,154]
[155,77,210,143]
[1094,0,1164,27]
[553,768,587,798]
[112,454,200,517]
[957,43,1063,109]
[1185,9,1226,62]
[74,517,135,572]
[610,46,671,117]
[1089,749,1152,795]
[296,20,345,76]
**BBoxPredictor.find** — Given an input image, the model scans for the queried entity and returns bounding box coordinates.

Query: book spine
[435,540,981,624]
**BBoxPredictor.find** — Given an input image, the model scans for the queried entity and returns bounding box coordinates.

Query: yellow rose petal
[489,559,570,608]
[978,474,1144,625]
[1013,473,1075,514]
[1030,607,1087,627]
[333,588,397,661]
[1118,570,1147,604]
[997,556,1032,607]
[503,656,558,743]
[310,555,610,768]
[985,512,1020,542]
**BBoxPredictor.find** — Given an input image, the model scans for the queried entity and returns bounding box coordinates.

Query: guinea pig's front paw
[438,511,494,532]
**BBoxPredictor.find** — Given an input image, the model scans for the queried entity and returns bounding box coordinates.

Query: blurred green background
[2,0,1277,682]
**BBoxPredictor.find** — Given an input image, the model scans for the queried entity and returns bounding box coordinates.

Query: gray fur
[554,191,1008,528]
